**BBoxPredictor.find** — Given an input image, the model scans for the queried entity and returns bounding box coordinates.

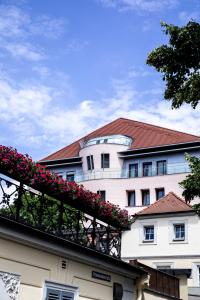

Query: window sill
[142,240,154,243]
[170,239,188,244]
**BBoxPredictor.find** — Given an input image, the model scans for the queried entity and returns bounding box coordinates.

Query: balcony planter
[0,145,130,229]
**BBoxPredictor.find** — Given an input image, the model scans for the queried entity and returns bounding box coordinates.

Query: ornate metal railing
[0,173,121,258]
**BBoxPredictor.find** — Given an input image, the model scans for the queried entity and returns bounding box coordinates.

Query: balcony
[75,162,190,182]
[0,173,122,258]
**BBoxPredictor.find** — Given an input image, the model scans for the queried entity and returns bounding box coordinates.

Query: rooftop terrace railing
[0,173,121,258]
[74,162,190,182]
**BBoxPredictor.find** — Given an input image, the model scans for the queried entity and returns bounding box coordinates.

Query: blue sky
[0,0,200,160]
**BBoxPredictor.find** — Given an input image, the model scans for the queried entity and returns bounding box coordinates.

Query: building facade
[40,118,200,214]
[121,192,200,299]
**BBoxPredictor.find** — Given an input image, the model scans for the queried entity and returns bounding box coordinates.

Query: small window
[101,153,110,168]
[143,162,152,177]
[144,226,154,242]
[54,172,63,179]
[174,224,185,241]
[157,266,171,270]
[142,190,150,206]
[157,160,167,175]
[66,172,75,182]
[87,155,94,170]
[97,190,106,201]
[129,164,138,178]
[156,188,165,200]
[127,191,136,207]
[45,282,77,300]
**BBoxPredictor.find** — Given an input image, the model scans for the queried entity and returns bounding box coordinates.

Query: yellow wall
[0,237,135,300]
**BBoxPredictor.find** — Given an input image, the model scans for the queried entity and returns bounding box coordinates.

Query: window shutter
[47,288,60,300]
[61,291,74,300]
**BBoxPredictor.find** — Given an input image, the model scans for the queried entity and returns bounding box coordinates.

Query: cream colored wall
[0,237,135,300]
[80,173,188,214]
[79,143,128,173]
[143,290,180,300]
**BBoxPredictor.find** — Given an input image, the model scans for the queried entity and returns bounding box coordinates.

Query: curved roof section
[40,118,199,161]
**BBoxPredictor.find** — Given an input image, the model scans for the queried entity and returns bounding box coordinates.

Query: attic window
[83,135,132,148]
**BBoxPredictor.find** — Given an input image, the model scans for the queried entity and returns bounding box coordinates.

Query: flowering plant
[0,145,130,228]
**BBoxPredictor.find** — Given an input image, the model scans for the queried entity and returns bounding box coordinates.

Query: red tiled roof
[137,192,193,216]
[40,118,199,161]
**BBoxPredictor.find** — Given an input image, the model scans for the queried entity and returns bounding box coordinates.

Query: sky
[0,0,200,160]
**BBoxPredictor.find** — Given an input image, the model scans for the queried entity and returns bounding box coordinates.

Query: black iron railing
[0,173,121,258]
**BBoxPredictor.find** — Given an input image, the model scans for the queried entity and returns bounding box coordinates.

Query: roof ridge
[118,118,199,138]
[136,192,193,216]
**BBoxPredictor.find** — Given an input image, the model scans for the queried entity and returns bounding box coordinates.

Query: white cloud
[98,0,179,12]
[29,15,65,38]
[0,5,65,39]
[0,41,45,61]
[0,4,65,61]
[0,69,199,160]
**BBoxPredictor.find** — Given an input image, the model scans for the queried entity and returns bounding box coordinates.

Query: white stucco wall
[121,213,200,288]
[80,173,189,214]
[79,143,128,172]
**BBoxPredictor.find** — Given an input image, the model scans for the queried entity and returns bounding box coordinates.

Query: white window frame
[169,219,188,244]
[192,263,200,286]
[43,281,79,300]
[153,262,174,269]
[139,222,157,245]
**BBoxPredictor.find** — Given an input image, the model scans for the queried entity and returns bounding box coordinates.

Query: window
[156,188,165,200]
[97,190,106,200]
[143,162,152,176]
[44,282,78,300]
[198,266,200,286]
[144,226,154,242]
[157,160,167,175]
[127,191,136,206]
[173,224,185,240]
[66,172,75,182]
[54,172,63,179]
[101,153,110,168]
[142,190,150,206]
[129,164,138,178]
[87,155,94,170]
[157,266,171,270]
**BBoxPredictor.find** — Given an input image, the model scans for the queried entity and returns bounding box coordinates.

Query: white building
[121,192,200,299]
[40,118,200,214]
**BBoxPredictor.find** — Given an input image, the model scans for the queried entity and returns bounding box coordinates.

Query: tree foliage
[180,154,200,201]
[147,21,200,108]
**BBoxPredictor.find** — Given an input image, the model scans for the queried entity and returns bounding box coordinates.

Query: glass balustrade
[74,162,190,182]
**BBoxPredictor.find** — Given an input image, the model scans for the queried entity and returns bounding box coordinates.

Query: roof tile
[137,192,193,216]
[40,118,199,161]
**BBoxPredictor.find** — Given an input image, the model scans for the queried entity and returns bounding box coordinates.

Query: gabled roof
[137,192,194,216]
[40,118,199,161]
